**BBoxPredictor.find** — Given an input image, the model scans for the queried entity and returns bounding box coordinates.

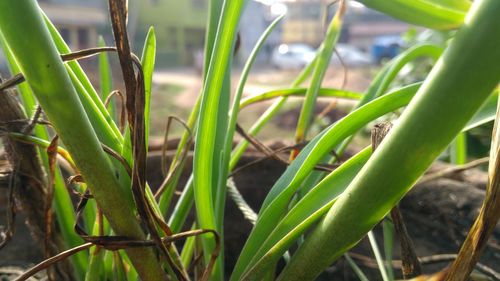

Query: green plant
[0,0,499,281]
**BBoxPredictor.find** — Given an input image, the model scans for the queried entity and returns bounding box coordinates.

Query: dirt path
[152,66,373,109]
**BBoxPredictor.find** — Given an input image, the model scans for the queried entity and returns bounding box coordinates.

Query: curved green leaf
[295,2,345,142]
[231,83,421,280]
[141,27,156,151]
[0,2,168,280]
[240,147,372,280]
[98,36,115,121]
[279,1,500,279]
[0,35,87,278]
[193,1,247,278]
[357,0,467,30]
[239,88,362,109]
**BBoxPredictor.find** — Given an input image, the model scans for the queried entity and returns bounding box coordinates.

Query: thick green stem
[278,0,500,279]
[0,2,167,280]
[0,35,88,278]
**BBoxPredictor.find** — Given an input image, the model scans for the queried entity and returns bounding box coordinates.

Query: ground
[148,66,374,140]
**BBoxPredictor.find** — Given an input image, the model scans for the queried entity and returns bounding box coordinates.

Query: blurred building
[37,0,107,50]
[137,0,208,67]
[137,0,280,67]
[280,0,410,50]
[343,4,411,51]
[239,1,282,65]
[281,0,326,47]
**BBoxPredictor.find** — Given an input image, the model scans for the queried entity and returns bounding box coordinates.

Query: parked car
[271,43,315,69]
[371,35,404,64]
[331,44,372,67]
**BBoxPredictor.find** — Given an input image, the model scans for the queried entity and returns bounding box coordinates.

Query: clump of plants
[0,0,499,280]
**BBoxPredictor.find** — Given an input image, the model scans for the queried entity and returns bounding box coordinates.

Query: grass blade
[229,52,318,171]
[450,132,467,164]
[0,2,168,280]
[193,0,246,278]
[239,87,362,109]
[294,1,345,146]
[463,91,498,131]
[383,220,395,280]
[0,34,88,278]
[231,83,421,280]
[158,0,225,220]
[42,13,123,143]
[368,231,391,281]
[98,36,115,121]
[345,254,369,281]
[357,0,467,29]
[216,12,284,224]
[237,147,371,280]
[278,1,500,279]
[141,27,156,150]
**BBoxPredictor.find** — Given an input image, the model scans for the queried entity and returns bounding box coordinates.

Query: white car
[271,44,316,69]
[331,44,372,67]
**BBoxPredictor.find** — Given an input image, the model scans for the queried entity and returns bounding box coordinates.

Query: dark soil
[146,148,499,280]
[1,147,499,280]
[273,102,348,130]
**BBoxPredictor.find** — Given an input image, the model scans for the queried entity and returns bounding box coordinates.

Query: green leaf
[363,43,443,104]
[463,91,498,131]
[431,0,472,11]
[345,254,369,281]
[0,33,87,278]
[237,147,372,280]
[450,132,467,164]
[295,2,346,142]
[239,87,363,109]
[216,13,285,228]
[383,220,395,281]
[141,27,156,151]
[0,2,168,280]
[357,0,467,30]
[98,36,115,121]
[231,83,421,280]
[279,1,500,279]
[192,1,247,279]
[368,231,391,281]
[42,12,123,145]
[229,51,319,171]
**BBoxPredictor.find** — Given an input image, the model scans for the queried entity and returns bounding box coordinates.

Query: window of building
[78,28,89,49]
[302,3,321,19]
[191,0,205,10]
[60,28,71,45]
[166,27,178,50]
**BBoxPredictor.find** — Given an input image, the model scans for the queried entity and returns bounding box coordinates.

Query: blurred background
[0,0,444,142]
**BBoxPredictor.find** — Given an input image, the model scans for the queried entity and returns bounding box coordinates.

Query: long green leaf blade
[0,2,168,280]
[239,87,362,109]
[141,27,156,151]
[193,0,247,279]
[0,34,88,278]
[357,0,467,30]
[231,83,421,280]
[279,1,500,279]
[294,1,345,144]
[98,36,115,121]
